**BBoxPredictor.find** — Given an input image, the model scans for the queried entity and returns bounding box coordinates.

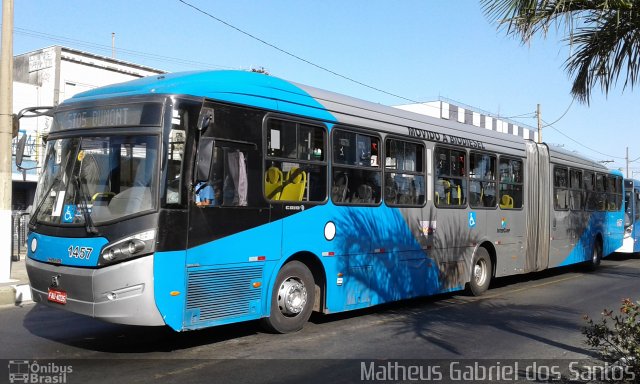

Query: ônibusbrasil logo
[8,360,73,384]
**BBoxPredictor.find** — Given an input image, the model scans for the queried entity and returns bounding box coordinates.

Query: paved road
[0,254,638,383]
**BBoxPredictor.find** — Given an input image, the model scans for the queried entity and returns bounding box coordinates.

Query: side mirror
[15,134,27,169]
[198,107,214,132]
[196,137,215,182]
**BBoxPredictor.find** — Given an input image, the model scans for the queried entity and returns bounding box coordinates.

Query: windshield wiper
[74,176,100,235]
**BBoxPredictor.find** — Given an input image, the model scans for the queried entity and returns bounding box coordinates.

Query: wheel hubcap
[474,259,487,286]
[277,277,307,317]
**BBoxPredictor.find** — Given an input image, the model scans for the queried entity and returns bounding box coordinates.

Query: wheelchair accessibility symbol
[468,212,477,228]
[62,205,76,223]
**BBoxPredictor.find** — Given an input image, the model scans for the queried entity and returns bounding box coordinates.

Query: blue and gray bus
[21,71,624,333]
[618,179,640,254]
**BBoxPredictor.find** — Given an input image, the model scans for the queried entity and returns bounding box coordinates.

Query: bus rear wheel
[467,247,492,296]
[585,238,603,271]
[261,261,315,334]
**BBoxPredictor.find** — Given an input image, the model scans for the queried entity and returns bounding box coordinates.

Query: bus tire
[261,261,315,334]
[467,247,492,296]
[585,238,603,271]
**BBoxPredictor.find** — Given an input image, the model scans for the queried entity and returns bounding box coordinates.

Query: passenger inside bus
[332,172,349,203]
[195,181,222,207]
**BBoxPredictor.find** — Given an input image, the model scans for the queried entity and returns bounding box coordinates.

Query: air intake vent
[186,266,263,323]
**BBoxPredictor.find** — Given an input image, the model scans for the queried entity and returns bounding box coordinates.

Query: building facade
[395,98,538,142]
[11,46,165,210]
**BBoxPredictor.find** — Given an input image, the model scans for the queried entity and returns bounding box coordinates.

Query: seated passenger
[195,181,216,207]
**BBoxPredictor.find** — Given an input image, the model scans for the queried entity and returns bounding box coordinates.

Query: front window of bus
[33,135,158,225]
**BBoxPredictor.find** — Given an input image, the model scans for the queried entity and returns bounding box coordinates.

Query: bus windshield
[33,134,159,226]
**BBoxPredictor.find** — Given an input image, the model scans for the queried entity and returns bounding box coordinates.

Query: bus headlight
[99,229,156,266]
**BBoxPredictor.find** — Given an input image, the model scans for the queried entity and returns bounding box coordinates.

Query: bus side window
[498,157,523,209]
[384,138,425,206]
[434,147,466,207]
[584,172,597,211]
[469,152,496,208]
[554,166,569,210]
[265,118,327,203]
[332,128,381,205]
[569,169,583,210]
[196,145,248,207]
[607,175,622,211]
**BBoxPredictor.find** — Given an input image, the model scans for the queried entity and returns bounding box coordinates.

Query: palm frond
[565,6,640,103]
[481,0,639,103]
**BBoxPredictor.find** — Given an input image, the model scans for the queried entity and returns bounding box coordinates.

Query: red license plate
[47,289,67,304]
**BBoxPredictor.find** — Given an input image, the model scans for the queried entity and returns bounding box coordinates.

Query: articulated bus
[22,71,624,333]
[618,179,640,254]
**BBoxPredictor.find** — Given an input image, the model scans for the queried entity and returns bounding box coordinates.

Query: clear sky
[8,0,640,175]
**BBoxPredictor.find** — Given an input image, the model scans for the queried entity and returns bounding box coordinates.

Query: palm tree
[481,0,640,104]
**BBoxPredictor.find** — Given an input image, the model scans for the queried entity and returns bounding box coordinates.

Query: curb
[0,284,33,306]
[14,284,33,305]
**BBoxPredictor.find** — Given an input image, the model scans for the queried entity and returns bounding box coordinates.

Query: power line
[14,22,538,130]
[14,19,609,160]
[13,26,236,70]
[542,119,625,160]
[177,0,420,104]
[542,99,574,127]
[506,111,536,119]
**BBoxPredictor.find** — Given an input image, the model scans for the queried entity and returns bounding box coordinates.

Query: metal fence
[11,211,30,261]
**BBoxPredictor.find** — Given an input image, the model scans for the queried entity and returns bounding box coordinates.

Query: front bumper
[616,235,636,253]
[27,255,165,326]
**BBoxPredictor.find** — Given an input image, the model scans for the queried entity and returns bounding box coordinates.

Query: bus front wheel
[261,261,315,333]
[467,247,492,296]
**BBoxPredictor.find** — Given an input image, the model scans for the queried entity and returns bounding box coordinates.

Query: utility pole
[111,32,115,58]
[537,104,542,143]
[626,146,629,178]
[0,0,14,282]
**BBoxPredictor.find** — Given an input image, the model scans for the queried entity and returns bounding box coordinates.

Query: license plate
[47,289,67,304]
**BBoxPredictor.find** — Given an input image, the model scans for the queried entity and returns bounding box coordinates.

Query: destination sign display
[55,103,162,130]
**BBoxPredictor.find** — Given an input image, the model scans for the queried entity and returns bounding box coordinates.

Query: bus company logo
[497,218,510,233]
[8,360,73,383]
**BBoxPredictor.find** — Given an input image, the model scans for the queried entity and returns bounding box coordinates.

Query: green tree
[481,0,640,104]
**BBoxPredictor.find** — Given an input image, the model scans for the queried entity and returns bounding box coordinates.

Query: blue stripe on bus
[154,203,442,330]
[280,204,443,312]
[27,232,108,267]
[557,210,623,267]
[69,71,337,124]
[604,210,625,256]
